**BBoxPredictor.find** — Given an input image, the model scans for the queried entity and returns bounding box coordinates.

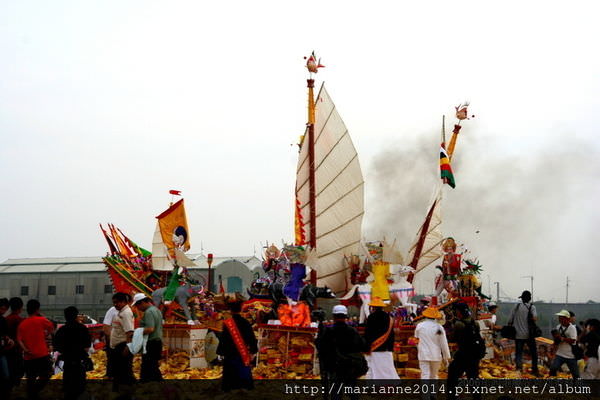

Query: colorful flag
[440,143,456,188]
[109,224,137,258]
[99,224,118,254]
[156,199,190,257]
[118,228,152,257]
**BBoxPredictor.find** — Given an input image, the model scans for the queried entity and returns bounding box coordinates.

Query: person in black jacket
[0,298,15,400]
[319,305,366,400]
[364,297,398,379]
[53,306,92,400]
[447,303,483,400]
[581,318,600,379]
[216,300,258,392]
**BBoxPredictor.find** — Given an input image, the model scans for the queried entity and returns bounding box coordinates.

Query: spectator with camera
[550,309,580,378]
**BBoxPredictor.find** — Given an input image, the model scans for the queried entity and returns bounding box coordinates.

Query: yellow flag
[156,199,190,256]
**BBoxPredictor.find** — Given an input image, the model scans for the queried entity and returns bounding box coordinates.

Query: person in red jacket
[17,300,54,400]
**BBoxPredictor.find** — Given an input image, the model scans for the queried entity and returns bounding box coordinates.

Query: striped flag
[440,143,456,188]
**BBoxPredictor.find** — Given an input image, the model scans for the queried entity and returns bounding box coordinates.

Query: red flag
[169,190,181,195]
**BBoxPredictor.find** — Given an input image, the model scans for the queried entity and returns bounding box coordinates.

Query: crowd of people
[1,289,599,400]
[0,292,167,400]
[312,290,600,399]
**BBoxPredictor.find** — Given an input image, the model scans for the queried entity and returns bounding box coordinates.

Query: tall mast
[307,78,317,250]
[304,51,323,286]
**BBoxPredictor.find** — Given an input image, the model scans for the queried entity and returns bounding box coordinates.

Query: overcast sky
[1,1,599,302]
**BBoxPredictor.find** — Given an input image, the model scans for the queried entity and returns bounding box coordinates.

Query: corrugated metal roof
[2,257,103,265]
[0,264,106,273]
[53,264,106,272]
[0,257,106,273]
[0,255,262,273]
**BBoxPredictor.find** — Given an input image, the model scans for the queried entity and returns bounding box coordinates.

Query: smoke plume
[364,124,600,302]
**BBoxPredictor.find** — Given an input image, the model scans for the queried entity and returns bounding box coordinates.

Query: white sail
[382,239,405,264]
[296,84,364,294]
[151,221,173,271]
[407,185,443,294]
[174,248,197,267]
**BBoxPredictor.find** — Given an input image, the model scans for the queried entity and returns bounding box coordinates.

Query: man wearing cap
[320,304,366,397]
[415,307,450,379]
[484,303,501,336]
[110,292,135,391]
[133,293,163,382]
[364,297,399,379]
[485,303,498,327]
[550,309,579,378]
[507,290,539,376]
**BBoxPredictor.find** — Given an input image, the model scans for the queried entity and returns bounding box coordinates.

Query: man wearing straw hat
[364,296,399,379]
[415,307,451,379]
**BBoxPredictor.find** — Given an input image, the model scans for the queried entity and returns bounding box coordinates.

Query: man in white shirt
[415,307,451,379]
[102,293,131,379]
[110,292,135,391]
[102,305,118,379]
[550,309,579,378]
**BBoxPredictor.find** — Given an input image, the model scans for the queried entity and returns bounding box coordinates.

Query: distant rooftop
[0,254,262,274]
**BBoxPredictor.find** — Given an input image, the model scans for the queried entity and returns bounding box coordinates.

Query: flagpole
[442,115,446,144]
[307,74,317,286]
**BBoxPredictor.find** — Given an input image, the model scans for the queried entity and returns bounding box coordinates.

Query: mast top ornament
[455,102,474,121]
[304,51,324,74]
